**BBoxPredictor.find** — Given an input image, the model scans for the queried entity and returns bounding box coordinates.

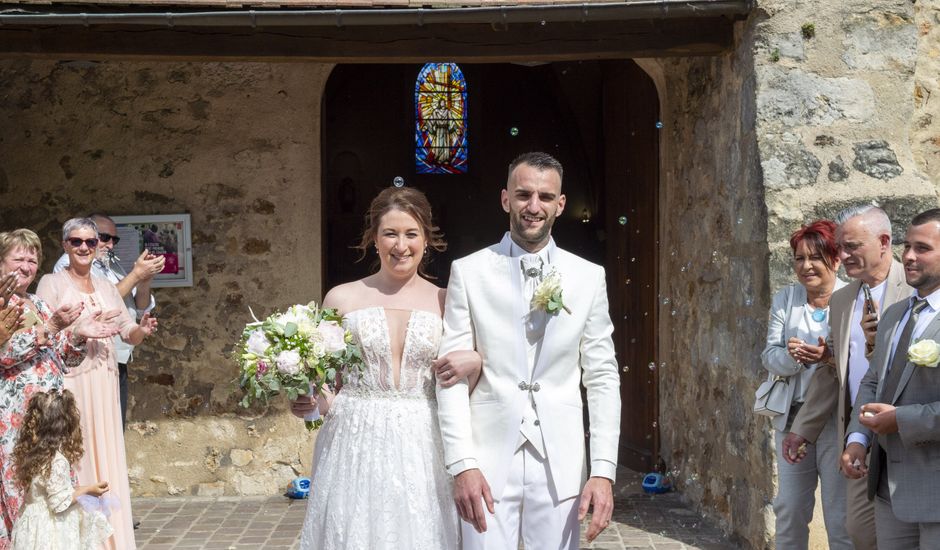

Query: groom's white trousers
[461,443,580,550]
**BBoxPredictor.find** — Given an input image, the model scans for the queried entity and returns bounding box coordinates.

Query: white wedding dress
[300,307,459,550]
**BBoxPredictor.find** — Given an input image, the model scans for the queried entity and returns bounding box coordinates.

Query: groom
[436,152,621,549]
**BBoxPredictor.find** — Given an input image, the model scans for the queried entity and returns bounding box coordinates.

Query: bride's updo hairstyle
[356,186,447,277]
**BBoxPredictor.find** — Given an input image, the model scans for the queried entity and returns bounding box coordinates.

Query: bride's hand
[433,350,482,388]
[290,395,318,419]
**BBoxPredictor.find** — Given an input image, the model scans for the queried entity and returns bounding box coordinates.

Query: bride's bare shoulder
[322,280,371,312]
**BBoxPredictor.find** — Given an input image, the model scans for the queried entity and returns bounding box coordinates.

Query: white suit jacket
[436,233,621,501]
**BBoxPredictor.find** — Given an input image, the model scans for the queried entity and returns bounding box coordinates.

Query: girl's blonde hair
[12,389,83,490]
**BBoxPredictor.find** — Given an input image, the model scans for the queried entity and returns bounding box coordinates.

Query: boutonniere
[531,269,571,315]
[908,339,940,368]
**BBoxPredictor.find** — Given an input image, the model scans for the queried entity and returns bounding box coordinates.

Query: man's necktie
[881,298,929,403]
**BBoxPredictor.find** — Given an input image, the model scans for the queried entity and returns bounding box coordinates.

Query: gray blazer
[761,280,847,432]
[847,296,940,523]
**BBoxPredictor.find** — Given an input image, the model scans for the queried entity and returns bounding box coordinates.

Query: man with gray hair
[54,213,164,429]
[784,204,911,549]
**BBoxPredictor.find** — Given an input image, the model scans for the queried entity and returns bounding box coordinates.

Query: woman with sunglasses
[0,228,117,550]
[36,218,158,550]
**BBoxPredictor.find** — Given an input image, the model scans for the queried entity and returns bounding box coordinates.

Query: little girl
[10,389,113,550]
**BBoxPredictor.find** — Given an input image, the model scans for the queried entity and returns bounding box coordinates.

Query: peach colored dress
[36,271,137,550]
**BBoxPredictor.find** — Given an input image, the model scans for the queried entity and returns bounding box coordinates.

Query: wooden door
[602,60,660,471]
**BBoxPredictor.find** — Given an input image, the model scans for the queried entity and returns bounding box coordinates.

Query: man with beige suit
[785,205,912,549]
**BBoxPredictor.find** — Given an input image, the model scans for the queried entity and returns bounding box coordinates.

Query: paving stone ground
[134,471,738,550]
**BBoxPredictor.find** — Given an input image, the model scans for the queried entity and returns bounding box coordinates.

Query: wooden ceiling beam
[0,18,737,61]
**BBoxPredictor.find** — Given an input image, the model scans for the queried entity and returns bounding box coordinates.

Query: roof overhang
[0,1,754,61]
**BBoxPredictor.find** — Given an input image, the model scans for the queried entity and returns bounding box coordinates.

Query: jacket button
[534,420,540,426]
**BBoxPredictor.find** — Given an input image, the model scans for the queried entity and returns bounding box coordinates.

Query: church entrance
[322,60,660,470]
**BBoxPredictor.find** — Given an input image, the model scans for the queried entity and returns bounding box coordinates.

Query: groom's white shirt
[437,232,621,501]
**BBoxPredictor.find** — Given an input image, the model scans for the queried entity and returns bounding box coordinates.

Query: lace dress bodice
[339,307,442,398]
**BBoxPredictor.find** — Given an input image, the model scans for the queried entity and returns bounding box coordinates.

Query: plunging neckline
[345,306,441,391]
[380,308,414,390]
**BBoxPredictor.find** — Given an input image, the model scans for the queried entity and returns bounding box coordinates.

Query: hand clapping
[71,309,121,340]
[138,312,158,336]
[0,272,17,303]
[0,297,24,345]
[132,251,165,281]
[48,303,84,334]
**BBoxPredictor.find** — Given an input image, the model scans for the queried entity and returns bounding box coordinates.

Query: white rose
[317,321,347,354]
[275,350,302,375]
[297,319,317,338]
[245,330,270,357]
[908,339,940,368]
[311,342,326,358]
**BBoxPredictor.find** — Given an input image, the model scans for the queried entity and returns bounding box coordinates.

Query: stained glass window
[415,63,468,174]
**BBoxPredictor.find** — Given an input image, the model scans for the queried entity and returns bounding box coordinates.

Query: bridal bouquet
[235,302,363,430]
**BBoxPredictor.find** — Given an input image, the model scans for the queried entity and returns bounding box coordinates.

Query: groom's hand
[454,469,495,533]
[579,476,614,542]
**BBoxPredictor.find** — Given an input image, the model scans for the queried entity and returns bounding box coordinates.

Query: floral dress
[0,294,85,550]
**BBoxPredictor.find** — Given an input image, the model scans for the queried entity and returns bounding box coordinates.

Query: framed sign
[110,214,193,288]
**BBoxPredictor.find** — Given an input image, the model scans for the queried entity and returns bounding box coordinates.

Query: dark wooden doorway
[602,61,660,471]
[322,60,659,471]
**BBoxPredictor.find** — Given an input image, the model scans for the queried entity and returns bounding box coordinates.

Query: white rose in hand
[317,321,347,354]
[908,339,940,368]
[276,349,302,375]
[246,330,270,356]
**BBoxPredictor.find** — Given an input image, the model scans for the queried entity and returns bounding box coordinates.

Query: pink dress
[37,271,138,550]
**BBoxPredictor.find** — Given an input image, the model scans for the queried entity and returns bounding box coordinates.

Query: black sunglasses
[98,232,121,245]
[66,238,99,248]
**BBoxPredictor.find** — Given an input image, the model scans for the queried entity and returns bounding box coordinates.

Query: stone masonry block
[852,140,903,180]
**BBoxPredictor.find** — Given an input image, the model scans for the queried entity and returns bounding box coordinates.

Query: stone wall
[756,0,939,291]
[638,16,774,549]
[0,60,332,496]
[643,1,940,548]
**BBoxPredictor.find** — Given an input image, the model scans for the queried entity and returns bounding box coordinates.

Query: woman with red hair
[760,220,852,549]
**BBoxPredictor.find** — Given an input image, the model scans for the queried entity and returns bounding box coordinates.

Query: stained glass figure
[415,63,468,174]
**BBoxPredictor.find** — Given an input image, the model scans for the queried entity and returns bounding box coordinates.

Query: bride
[293,186,480,550]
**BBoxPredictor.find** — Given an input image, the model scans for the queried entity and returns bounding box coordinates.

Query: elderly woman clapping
[0,229,117,548]
[37,217,157,550]
[761,220,852,550]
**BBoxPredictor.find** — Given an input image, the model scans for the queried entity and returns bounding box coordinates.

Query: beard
[509,210,557,248]
[907,268,940,292]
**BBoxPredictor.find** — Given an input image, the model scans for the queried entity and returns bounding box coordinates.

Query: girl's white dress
[11,452,113,550]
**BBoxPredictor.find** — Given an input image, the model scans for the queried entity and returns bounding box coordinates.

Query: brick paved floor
[134,473,738,550]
